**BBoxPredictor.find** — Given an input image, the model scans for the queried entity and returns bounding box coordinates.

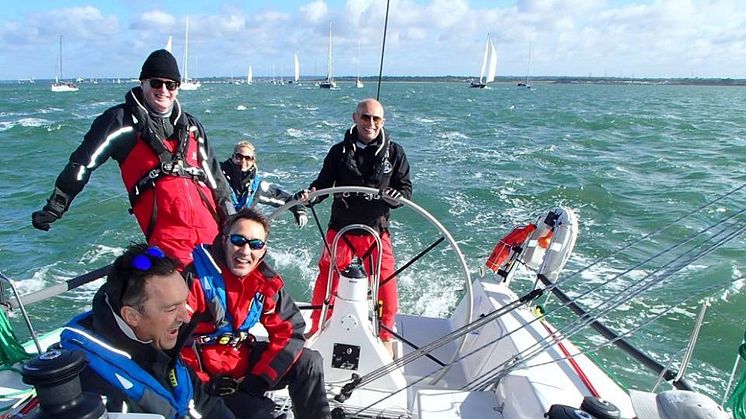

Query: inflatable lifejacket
[486,207,578,282]
[61,313,197,418]
[191,244,264,344]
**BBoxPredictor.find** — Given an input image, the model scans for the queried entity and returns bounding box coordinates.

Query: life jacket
[231,175,262,211]
[60,312,197,419]
[338,126,393,193]
[118,90,221,266]
[191,244,264,345]
[123,89,214,208]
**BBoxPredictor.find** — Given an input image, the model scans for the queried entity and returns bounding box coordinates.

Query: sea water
[0,80,744,402]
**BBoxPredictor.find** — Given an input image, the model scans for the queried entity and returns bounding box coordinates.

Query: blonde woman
[221,141,307,228]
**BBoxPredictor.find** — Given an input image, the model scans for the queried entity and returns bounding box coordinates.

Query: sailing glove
[381,187,404,207]
[292,189,318,206]
[31,187,71,231]
[294,211,308,228]
[31,209,59,231]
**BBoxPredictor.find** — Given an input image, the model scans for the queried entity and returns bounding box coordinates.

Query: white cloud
[301,1,329,23]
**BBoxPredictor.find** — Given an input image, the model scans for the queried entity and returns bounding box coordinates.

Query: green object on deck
[0,309,31,367]
[727,331,746,419]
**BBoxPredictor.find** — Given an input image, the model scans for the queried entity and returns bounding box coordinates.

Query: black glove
[292,189,318,206]
[31,209,60,231]
[381,187,404,207]
[207,375,239,396]
[292,208,308,228]
[32,188,70,231]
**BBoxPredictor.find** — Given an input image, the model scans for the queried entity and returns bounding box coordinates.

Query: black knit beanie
[139,49,181,81]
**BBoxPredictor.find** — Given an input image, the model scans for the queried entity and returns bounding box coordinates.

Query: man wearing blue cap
[32,49,233,268]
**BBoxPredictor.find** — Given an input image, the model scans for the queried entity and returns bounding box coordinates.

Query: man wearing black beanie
[32,49,234,268]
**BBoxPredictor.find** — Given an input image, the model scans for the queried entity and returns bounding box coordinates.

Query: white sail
[180,16,201,90]
[355,41,363,88]
[470,33,496,88]
[247,65,253,84]
[485,39,497,83]
[294,54,300,83]
[165,35,173,53]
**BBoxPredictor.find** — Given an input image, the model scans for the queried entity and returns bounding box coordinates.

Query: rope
[727,331,746,418]
[0,308,31,366]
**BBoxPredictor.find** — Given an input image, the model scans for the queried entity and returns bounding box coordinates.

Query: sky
[1,0,745,81]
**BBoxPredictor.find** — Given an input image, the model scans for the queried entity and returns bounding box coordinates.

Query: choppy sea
[1,80,744,403]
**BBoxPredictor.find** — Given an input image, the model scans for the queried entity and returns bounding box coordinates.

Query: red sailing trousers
[309,229,398,340]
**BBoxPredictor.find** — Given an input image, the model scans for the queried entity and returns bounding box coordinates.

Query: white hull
[51,82,79,92]
[0,187,727,419]
[179,80,201,91]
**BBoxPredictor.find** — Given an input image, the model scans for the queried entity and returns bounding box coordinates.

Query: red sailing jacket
[182,255,306,388]
[45,87,231,267]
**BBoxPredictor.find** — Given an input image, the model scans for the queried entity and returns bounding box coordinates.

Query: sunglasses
[148,79,180,91]
[121,245,166,304]
[131,246,166,271]
[229,234,266,250]
[233,153,255,161]
[358,113,384,124]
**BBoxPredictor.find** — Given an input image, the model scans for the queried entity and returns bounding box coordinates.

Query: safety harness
[124,93,220,238]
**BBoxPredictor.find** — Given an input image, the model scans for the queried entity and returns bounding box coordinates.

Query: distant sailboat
[319,22,336,89]
[165,35,173,53]
[355,41,364,88]
[292,53,300,84]
[517,35,533,88]
[469,33,497,88]
[180,17,201,91]
[51,35,79,92]
[247,66,253,85]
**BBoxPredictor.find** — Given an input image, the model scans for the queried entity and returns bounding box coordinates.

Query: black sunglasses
[233,153,255,161]
[358,113,384,124]
[229,234,266,250]
[148,79,180,91]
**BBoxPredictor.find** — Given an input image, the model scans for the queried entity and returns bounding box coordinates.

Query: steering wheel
[268,185,473,384]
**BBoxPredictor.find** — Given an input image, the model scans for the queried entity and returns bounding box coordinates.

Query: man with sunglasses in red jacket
[181,208,330,419]
[32,49,233,268]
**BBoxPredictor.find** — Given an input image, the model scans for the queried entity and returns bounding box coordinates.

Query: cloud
[301,1,329,23]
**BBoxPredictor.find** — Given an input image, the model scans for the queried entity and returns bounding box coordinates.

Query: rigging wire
[344,199,746,413]
[467,220,746,391]
[375,0,391,100]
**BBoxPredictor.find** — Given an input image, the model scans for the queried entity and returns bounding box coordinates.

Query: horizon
[2,1,745,81]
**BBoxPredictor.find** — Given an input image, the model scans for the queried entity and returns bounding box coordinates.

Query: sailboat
[179,17,201,91]
[292,53,300,84]
[319,22,336,89]
[517,35,533,88]
[246,65,253,85]
[355,41,364,88]
[469,33,497,88]
[51,35,79,92]
[164,35,173,53]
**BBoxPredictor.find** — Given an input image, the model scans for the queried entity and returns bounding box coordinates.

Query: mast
[327,22,333,82]
[183,17,190,83]
[58,35,63,82]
